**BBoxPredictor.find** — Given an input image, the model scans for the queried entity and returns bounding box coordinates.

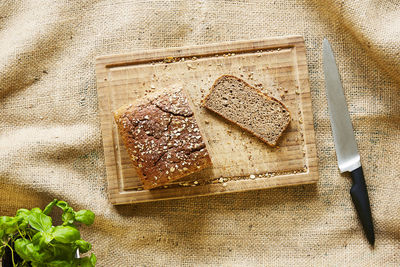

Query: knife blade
[323,38,375,246]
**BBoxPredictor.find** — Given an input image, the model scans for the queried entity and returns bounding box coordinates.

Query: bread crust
[202,75,291,147]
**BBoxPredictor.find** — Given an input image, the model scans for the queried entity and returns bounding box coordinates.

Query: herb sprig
[0,199,96,267]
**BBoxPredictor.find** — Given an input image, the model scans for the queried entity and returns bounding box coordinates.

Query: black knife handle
[350,166,375,246]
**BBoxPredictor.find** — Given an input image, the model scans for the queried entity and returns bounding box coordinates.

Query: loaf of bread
[202,75,291,147]
[114,88,212,189]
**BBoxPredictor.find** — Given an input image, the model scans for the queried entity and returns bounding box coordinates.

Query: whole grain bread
[202,75,291,147]
[114,88,212,190]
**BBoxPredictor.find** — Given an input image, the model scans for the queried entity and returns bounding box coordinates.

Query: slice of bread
[202,75,291,147]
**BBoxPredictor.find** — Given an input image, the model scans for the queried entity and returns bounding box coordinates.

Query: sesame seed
[250,174,256,179]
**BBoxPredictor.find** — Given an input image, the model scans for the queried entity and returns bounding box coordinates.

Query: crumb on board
[164,56,174,63]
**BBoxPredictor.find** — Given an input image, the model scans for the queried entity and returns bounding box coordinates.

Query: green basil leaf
[16,209,31,220]
[16,209,31,230]
[75,239,91,253]
[28,212,53,233]
[55,201,70,212]
[90,253,97,266]
[50,243,76,261]
[47,260,74,267]
[14,238,33,261]
[62,207,75,225]
[32,232,54,249]
[0,216,18,235]
[0,229,4,239]
[43,199,58,215]
[16,238,48,263]
[75,210,95,226]
[31,207,43,213]
[19,220,29,231]
[52,226,80,243]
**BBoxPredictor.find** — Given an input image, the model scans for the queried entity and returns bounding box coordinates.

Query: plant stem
[17,226,25,239]
[4,242,16,267]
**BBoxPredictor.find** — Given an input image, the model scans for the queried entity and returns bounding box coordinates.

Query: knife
[323,39,375,246]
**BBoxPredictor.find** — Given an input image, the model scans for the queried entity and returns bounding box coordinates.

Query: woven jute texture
[1,1,399,266]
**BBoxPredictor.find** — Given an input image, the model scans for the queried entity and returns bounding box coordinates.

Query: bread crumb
[164,56,174,63]
[222,182,227,187]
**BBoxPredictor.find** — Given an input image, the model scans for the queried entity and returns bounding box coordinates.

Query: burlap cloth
[1,1,399,266]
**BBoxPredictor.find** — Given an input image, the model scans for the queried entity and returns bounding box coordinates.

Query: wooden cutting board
[96,35,318,205]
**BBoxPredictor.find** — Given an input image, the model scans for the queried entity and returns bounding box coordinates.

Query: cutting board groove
[96,35,318,205]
